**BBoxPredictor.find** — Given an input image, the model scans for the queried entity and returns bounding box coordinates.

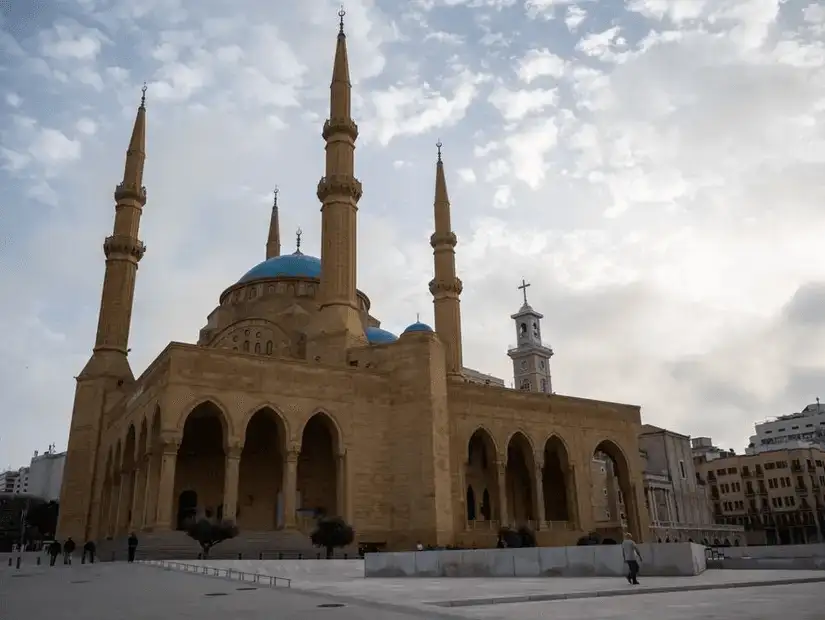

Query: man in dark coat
[82,540,96,564]
[63,538,76,565]
[48,540,61,567]
[127,532,138,563]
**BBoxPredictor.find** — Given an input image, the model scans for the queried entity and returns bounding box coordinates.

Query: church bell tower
[507,279,553,393]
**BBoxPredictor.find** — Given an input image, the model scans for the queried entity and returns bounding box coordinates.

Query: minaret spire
[58,84,149,543]
[314,6,365,351]
[429,141,464,378]
[266,187,281,259]
[93,84,148,358]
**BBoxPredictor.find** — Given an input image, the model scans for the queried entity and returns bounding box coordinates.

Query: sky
[1,0,824,469]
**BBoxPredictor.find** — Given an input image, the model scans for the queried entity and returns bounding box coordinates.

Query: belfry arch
[506,432,536,524]
[173,401,228,528]
[296,412,341,518]
[542,435,575,525]
[464,429,499,523]
[592,439,642,541]
[237,407,287,530]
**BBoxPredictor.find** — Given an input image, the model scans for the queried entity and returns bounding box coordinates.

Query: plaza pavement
[2,558,824,619]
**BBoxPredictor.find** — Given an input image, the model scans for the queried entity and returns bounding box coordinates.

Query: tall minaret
[507,279,553,393]
[266,187,281,259]
[315,8,364,343]
[58,86,148,542]
[429,142,464,378]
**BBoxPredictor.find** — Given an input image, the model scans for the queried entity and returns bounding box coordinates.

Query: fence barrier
[138,559,292,588]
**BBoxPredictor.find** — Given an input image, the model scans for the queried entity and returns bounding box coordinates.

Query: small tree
[310,516,354,559]
[184,518,238,558]
[497,526,523,548]
[517,525,536,548]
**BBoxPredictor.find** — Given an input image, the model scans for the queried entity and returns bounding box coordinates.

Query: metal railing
[139,559,292,588]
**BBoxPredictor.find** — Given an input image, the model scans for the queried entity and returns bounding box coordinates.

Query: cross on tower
[518,278,531,305]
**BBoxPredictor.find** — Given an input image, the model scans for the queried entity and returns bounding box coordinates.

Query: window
[254,342,261,354]
[519,322,527,336]
[243,341,250,352]
[679,460,686,479]
[265,340,273,355]
[520,378,531,391]
[539,360,545,370]
[603,488,608,496]
[520,360,528,370]
[540,378,547,392]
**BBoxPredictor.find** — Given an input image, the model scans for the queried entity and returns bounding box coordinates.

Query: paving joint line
[426,575,825,608]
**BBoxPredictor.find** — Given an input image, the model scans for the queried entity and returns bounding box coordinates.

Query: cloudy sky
[1,0,824,469]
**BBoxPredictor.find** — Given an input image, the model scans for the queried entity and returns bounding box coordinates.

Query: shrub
[310,516,354,559]
[576,531,602,546]
[497,526,521,548]
[516,525,536,548]
[184,518,238,558]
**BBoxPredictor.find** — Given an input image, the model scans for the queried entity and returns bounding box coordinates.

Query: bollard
[36,556,41,566]
[7,557,11,567]
[238,553,242,560]
[278,552,283,560]
[16,556,21,569]
[258,552,263,560]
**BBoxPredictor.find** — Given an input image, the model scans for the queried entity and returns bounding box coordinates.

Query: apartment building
[749,401,825,453]
[639,425,744,544]
[0,446,65,502]
[694,439,825,545]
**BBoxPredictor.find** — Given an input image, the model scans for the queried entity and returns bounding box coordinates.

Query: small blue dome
[239,252,321,283]
[403,321,434,334]
[365,326,398,344]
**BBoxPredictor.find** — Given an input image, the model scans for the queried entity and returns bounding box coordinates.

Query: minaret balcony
[322,117,359,141]
[114,182,147,205]
[430,231,457,248]
[429,277,463,297]
[104,235,146,261]
[317,174,363,202]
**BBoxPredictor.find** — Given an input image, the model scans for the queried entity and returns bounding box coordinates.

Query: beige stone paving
[170,559,825,611]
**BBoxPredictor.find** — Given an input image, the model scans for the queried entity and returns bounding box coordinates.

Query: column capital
[225,442,244,459]
[497,461,507,476]
[160,436,181,455]
[286,449,300,463]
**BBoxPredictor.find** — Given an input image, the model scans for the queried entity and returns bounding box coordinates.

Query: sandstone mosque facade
[57,15,650,550]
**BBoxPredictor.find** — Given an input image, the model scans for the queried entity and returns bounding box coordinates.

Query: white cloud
[28,129,82,166]
[76,118,98,135]
[516,48,567,82]
[5,92,22,107]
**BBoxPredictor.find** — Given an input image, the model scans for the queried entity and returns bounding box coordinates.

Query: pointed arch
[174,396,235,444]
[543,433,574,523]
[591,438,640,541]
[465,428,500,523]
[239,403,290,446]
[296,411,343,518]
[123,425,137,469]
[506,431,536,523]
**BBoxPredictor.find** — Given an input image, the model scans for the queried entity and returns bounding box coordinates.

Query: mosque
[57,12,650,550]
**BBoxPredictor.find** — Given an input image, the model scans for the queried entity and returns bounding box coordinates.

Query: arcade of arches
[97,402,346,537]
[464,429,642,539]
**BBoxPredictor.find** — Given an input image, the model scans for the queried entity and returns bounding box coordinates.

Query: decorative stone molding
[429,277,463,297]
[114,181,147,205]
[316,174,363,202]
[103,234,146,261]
[430,231,457,248]
[322,117,359,141]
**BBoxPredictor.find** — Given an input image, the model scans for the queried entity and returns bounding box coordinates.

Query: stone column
[566,465,580,530]
[108,478,121,537]
[283,449,299,528]
[113,474,125,536]
[154,439,180,530]
[129,462,144,531]
[140,451,154,529]
[497,461,508,526]
[335,452,346,519]
[222,444,243,523]
[534,460,546,527]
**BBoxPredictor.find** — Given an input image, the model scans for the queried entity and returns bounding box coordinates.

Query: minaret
[315,8,365,344]
[58,85,148,542]
[429,141,464,378]
[507,279,554,393]
[266,187,281,259]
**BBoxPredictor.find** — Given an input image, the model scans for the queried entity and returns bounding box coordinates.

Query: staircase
[96,529,358,562]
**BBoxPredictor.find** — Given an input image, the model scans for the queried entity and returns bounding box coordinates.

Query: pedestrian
[48,540,61,567]
[415,541,424,551]
[621,532,642,585]
[127,532,138,563]
[63,537,76,565]
[82,540,96,564]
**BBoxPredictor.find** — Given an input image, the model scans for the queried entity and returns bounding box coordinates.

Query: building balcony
[796,485,808,494]
[755,469,764,477]
[741,469,752,478]
[744,488,755,497]
[792,463,803,472]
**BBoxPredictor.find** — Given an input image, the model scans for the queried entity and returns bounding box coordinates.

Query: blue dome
[365,326,398,344]
[403,321,433,334]
[239,252,321,283]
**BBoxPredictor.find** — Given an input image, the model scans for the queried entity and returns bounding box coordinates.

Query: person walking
[127,532,138,563]
[82,540,96,564]
[48,540,61,567]
[63,537,76,565]
[621,532,642,585]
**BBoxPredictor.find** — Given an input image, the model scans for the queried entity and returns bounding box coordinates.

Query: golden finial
[273,186,279,209]
[140,82,147,108]
[416,312,420,323]
[338,5,346,34]
[296,227,303,251]
[436,140,443,162]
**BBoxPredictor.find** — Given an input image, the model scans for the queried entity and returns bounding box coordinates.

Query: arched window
[519,322,527,336]
[540,378,547,392]
[266,340,273,355]
[254,342,261,354]
[243,341,250,352]
[520,378,531,391]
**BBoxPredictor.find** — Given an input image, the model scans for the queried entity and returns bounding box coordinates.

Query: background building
[694,438,825,545]
[749,401,825,453]
[0,446,65,502]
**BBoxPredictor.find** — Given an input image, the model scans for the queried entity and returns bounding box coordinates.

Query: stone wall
[364,543,706,578]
